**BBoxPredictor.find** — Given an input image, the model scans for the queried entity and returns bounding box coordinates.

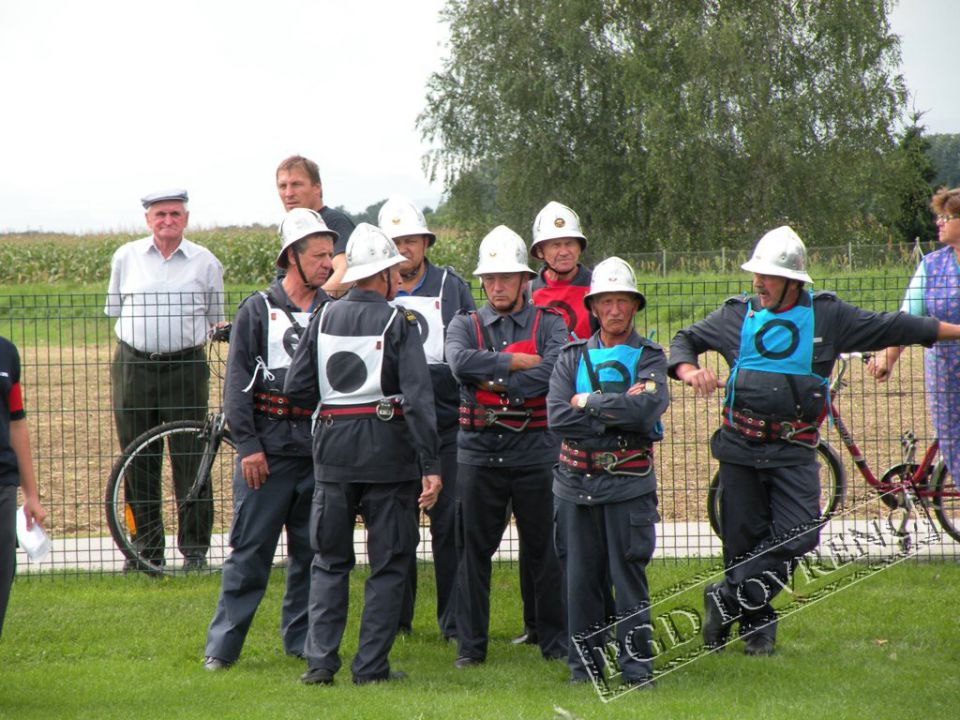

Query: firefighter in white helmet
[547,256,667,687]
[377,196,475,639]
[529,201,598,341]
[670,225,960,657]
[204,208,337,671]
[284,223,442,685]
[444,226,569,668]
[517,200,601,647]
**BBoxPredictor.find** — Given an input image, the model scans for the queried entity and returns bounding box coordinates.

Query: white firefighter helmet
[583,257,645,311]
[341,223,406,283]
[530,201,587,259]
[473,225,536,276]
[276,208,339,269]
[741,226,813,283]
[377,196,436,246]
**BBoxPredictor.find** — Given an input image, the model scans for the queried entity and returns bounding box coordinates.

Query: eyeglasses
[936,214,960,224]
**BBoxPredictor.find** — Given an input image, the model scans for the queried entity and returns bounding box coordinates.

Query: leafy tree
[419,0,909,255]
[336,200,388,227]
[893,114,937,243]
[927,133,960,188]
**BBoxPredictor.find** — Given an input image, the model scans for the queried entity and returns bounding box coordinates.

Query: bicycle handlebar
[208,322,232,343]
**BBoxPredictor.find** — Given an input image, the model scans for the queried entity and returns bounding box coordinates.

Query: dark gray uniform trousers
[716,461,822,638]
[400,447,459,638]
[555,492,658,682]
[455,462,566,661]
[204,454,314,662]
[305,479,420,681]
[110,344,211,562]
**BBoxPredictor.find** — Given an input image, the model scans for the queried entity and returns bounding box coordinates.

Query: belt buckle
[376,399,396,421]
[148,351,162,361]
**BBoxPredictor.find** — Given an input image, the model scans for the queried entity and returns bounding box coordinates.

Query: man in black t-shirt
[276,154,356,296]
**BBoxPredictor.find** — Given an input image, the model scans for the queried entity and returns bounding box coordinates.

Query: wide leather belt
[318,399,404,424]
[559,441,652,476]
[458,398,548,433]
[120,341,204,361]
[253,392,313,420]
[723,408,819,447]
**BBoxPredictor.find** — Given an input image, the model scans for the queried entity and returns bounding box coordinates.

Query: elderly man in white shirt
[105,189,224,572]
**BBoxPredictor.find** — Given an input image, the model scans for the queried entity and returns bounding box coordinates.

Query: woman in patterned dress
[870,186,960,485]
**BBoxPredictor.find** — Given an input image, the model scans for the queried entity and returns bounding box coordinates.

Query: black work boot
[702,582,735,650]
[741,613,777,656]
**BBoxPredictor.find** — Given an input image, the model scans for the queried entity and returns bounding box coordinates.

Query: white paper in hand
[16,505,51,562]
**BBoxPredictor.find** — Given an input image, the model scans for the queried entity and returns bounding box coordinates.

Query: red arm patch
[8,381,24,415]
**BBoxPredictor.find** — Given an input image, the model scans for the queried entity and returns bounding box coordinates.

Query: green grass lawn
[1,561,957,719]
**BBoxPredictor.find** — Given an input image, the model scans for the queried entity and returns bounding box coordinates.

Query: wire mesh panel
[4,270,958,578]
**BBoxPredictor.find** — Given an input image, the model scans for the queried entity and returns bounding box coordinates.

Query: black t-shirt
[0,337,25,486]
[320,206,356,256]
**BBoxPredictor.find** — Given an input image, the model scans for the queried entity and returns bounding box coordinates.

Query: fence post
[662,248,667,277]
[721,246,726,271]
[847,241,853,270]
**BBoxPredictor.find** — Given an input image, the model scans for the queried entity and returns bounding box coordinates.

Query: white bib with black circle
[391,269,447,364]
[317,303,399,405]
[260,293,310,371]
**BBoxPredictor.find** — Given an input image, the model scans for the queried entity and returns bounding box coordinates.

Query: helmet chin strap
[768,279,796,312]
[385,269,394,299]
[400,260,423,283]
[510,283,528,313]
[542,257,569,280]
[292,252,316,290]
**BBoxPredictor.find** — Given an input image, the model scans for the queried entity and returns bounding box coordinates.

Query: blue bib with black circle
[726,291,827,418]
[575,344,643,394]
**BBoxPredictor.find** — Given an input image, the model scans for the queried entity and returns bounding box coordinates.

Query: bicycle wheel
[706,441,847,538]
[933,461,960,544]
[877,463,938,511]
[105,419,236,576]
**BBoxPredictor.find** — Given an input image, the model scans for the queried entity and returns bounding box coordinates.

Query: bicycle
[707,352,960,545]
[105,324,236,576]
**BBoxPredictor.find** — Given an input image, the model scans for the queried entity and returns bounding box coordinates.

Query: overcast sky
[0,0,956,234]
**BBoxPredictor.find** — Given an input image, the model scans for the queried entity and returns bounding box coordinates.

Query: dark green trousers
[110,343,212,563]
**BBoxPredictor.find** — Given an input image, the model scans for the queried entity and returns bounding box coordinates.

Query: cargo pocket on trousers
[625,506,660,563]
[309,484,326,554]
[454,498,464,557]
[228,492,248,550]
[552,499,566,563]
[395,489,420,557]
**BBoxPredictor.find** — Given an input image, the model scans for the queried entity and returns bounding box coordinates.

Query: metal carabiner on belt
[780,421,819,449]
[596,450,652,477]
[483,408,531,433]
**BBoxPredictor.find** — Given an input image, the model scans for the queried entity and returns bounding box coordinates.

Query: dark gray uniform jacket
[225,280,327,460]
[668,290,940,467]
[394,260,475,443]
[284,288,440,482]
[548,331,669,503]
[446,302,569,467]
